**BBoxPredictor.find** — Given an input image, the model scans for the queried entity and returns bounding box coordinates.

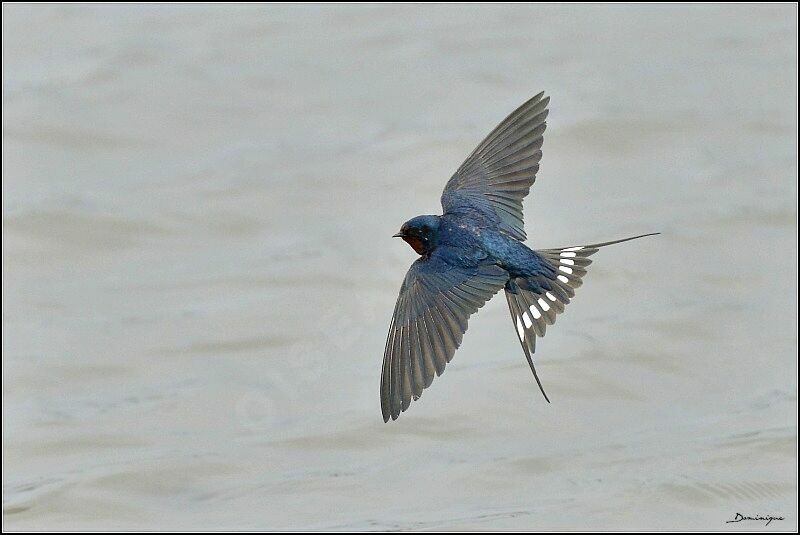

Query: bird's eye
[421,227,430,236]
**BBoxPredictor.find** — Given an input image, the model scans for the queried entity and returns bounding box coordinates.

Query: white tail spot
[561,258,575,266]
[562,246,584,252]
[560,251,577,258]
[516,316,525,341]
[522,312,533,328]
[546,292,556,301]
[529,305,541,320]
[557,275,569,284]
[559,266,573,274]
[537,298,550,311]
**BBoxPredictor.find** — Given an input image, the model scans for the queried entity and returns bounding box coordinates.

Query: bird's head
[393,215,441,256]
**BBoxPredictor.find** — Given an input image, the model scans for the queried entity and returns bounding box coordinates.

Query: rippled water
[3,4,797,530]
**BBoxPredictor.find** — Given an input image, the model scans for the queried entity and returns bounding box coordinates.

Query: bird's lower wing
[506,233,659,401]
[381,251,507,422]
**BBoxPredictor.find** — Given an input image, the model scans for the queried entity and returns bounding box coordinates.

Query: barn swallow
[381,92,658,422]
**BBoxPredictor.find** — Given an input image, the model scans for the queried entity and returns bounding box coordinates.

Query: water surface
[3,4,797,530]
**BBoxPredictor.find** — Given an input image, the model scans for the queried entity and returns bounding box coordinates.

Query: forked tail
[504,232,659,402]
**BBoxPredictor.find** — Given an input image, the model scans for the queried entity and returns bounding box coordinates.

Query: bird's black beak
[392,231,405,238]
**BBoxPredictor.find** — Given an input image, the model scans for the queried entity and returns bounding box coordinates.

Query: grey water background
[2,4,797,531]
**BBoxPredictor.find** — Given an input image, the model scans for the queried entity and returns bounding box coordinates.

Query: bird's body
[406,213,549,277]
[382,93,656,422]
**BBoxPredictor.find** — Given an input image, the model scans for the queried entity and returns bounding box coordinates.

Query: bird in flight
[381,92,657,422]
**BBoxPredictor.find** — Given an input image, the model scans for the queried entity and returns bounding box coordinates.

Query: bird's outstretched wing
[441,92,549,241]
[381,250,507,421]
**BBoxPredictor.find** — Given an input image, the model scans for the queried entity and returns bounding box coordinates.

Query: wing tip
[380,396,390,422]
[385,406,400,422]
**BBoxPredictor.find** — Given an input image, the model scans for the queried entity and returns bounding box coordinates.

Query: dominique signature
[726,512,784,527]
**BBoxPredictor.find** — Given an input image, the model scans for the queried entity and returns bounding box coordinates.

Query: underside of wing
[441,92,549,240]
[380,252,507,421]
